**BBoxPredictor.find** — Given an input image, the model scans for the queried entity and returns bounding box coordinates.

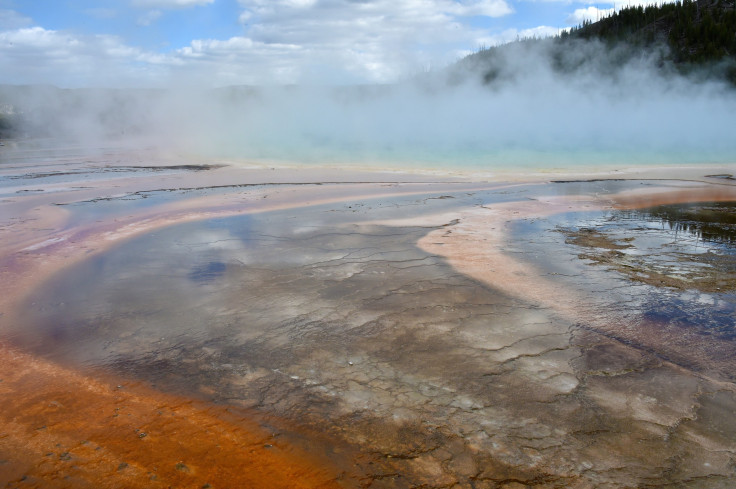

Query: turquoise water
[207,141,736,173]
[5,80,735,174]
[179,81,736,173]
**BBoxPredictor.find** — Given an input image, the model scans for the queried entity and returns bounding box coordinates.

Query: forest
[564,0,736,69]
[459,0,736,86]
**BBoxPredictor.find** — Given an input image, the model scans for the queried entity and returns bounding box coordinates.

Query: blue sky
[0,0,663,87]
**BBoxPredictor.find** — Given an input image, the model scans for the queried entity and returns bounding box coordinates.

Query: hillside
[565,0,736,64]
[458,0,736,86]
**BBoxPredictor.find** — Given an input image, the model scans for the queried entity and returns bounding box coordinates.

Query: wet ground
[513,199,736,380]
[2,143,736,488]
[554,201,736,293]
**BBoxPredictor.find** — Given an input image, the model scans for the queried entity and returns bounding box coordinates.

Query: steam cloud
[2,39,735,171]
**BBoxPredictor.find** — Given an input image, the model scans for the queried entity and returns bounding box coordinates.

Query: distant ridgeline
[459,0,736,86]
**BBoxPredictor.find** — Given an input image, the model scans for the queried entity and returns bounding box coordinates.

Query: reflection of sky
[513,202,736,340]
[174,220,255,269]
[19,180,736,373]
[642,291,736,340]
[188,261,227,284]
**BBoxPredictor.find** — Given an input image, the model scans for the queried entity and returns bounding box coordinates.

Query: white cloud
[0,27,166,87]
[171,36,311,84]
[229,0,515,82]
[0,0,533,86]
[609,0,675,6]
[522,0,672,4]
[137,9,163,26]
[239,0,512,19]
[3,0,632,87]
[0,9,32,30]
[132,0,215,8]
[445,0,513,17]
[475,25,561,47]
[0,24,307,87]
[564,1,676,25]
[566,6,614,24]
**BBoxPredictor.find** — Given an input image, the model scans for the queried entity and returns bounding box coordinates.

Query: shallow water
[12,179,736,487]
[513,197,736,374]
[18,188,514,365]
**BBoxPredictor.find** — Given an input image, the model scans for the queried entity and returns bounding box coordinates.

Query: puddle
[513,198,736,381]
[632,201,736,245]
[549,201,736,294]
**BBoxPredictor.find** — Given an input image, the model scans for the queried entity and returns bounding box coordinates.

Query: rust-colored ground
[1,177,429,489]
[0,175,497,489]
[611,184,736,208]
[0,342,348,489]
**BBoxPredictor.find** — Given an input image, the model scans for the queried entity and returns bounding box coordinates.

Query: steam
[2,38,735,172]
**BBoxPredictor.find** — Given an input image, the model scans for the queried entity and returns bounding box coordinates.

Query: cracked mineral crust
[3,148,736,488]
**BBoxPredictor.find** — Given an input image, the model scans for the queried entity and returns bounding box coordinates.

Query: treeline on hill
[564,0,736,77]
[458,0,736,86]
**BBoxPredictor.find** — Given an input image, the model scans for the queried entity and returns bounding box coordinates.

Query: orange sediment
[4,180,484,489]
[0,180,491,489]
[0,342,346,489]
[610,184,736,209]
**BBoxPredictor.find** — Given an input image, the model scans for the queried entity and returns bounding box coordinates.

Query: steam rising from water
[3,39,735,171]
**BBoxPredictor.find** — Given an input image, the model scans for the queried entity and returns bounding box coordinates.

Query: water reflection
[188,261,227,284]
[633,202,736,246]
[12,182,736,488]
[513,198,736,382]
